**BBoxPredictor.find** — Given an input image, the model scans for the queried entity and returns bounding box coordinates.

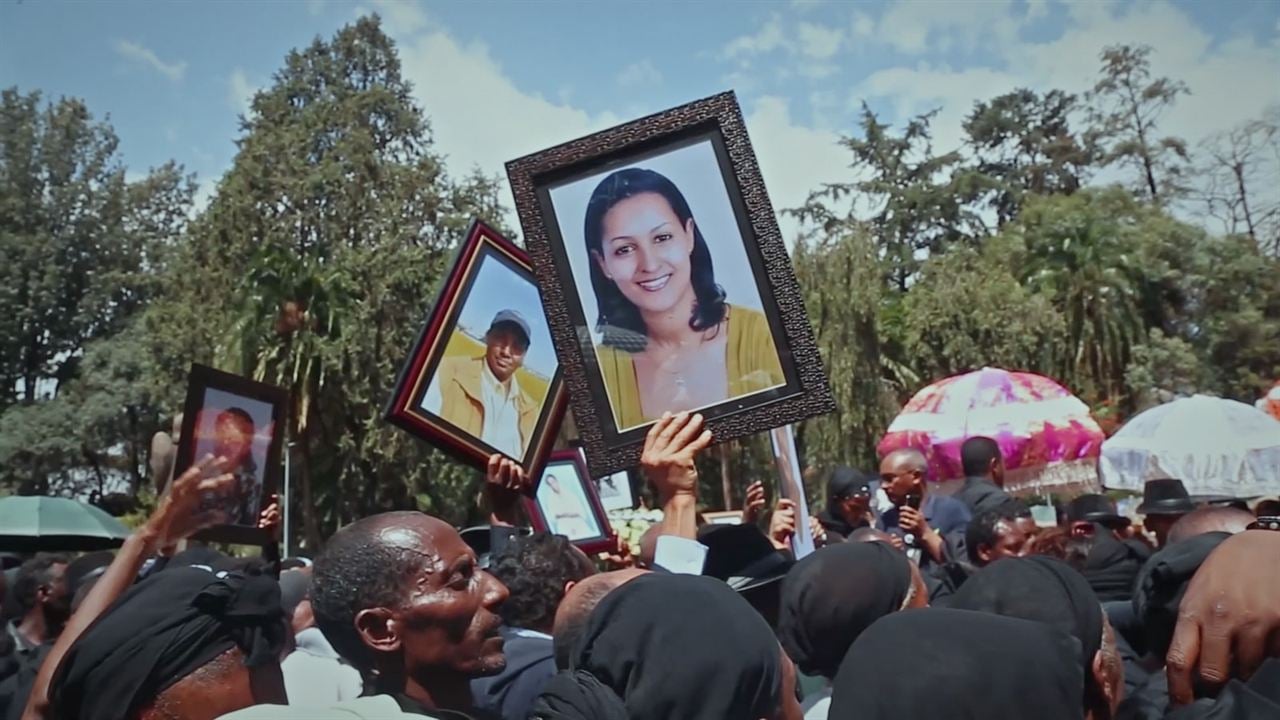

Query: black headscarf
[50,566,287,720]
[531,573,782,720]
[1132,531,1231,658]
[830,608,1086,720]
[778,541,913,679]
[1080,524,1145,602]
[950,556,1103,690]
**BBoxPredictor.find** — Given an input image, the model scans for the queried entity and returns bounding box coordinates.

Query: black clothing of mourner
[530,573,782,720]
[952,475,1013,516]
[830,608,1086,720]
[1116,532,1235,720]
[1080,523,1147,603]
[1132,532,1231,658]
[470,626,555,720]
[778,542,913,680]
[949,555,1103,709]
[49,567,287,720]
[394,693,484,719]
[1166,658,1280,720]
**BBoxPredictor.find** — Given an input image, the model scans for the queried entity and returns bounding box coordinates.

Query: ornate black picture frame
[506,91,834,475]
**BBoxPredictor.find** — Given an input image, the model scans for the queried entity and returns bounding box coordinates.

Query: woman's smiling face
[593,191,696,318]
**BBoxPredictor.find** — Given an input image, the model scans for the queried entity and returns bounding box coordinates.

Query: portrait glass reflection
[191,388,276,526]
[547,138,786,433]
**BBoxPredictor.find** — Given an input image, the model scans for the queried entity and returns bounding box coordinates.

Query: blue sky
[3,0,1277,239]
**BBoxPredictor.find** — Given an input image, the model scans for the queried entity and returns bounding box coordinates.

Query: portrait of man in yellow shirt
[422,309,542,460]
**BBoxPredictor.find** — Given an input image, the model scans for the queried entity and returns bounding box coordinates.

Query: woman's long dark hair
[583,167,726,352]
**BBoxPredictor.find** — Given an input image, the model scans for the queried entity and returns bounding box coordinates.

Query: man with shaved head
[1166,506,1256,545]
[551,569,648,670]
[877,448,971,569]
[225,511,509,720]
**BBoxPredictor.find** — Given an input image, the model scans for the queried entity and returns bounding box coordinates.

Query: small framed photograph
[525,450,615,554]
[506,91,834,475]
[173,365,288,545]
[594,469,636,512]
[385,220,568,477]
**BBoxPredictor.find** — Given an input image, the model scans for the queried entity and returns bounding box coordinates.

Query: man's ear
[977,544,994,565]
[563,580,578,597]
[355,607,402,655]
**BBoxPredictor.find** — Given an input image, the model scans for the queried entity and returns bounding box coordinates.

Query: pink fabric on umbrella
[877,367,1105,491]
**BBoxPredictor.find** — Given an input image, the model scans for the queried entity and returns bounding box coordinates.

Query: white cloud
[796,22,843,60]
[875,0,1023,55]
[851,12,876,39]
[849,0,1280,163]
[743,96,849,245]
[370,0,427,34]
[228,68,256,117]
[377,12,623,231]
[617,60,663,87]
[367,4,842,249]
[723,15,787,61]
[114,40,187,82]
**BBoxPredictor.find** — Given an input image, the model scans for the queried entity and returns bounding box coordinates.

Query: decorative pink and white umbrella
[877,367,1105,493]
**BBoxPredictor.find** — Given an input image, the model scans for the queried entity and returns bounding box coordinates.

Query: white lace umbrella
[1100,395,1280,496]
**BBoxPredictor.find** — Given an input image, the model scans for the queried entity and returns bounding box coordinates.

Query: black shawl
[830,608,1086,720]
[49,566,287,720]
[777,542,913,679]
[530,573,781,720]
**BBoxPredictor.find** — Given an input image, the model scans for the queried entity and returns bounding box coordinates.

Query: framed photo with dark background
[173,364,288,545]
[506,91,834,476]
[385,219,568,479]
[525,449,615,554]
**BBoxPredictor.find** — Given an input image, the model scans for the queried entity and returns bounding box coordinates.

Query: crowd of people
[1,411,1278,719]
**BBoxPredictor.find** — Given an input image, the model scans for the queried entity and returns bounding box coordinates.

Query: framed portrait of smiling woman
[507,91,834,475]
[385,220,568,478]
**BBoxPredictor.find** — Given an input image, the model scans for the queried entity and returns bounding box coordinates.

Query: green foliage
[964,88,1095,225]
[1125,329,1210,410]
[791,105,989,290]
[900,245,1063,380]
[147,17,508,549]
[0,88,194,409]
[4,25,1277,539]
[790,227,899,475]
[0,88,194,494]
[1088,44,1191,202]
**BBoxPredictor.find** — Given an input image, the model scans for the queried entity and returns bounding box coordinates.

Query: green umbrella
[0,496,131,552]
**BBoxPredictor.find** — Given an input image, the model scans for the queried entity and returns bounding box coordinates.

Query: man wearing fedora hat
[1137,478,1196,548]
[1066,494,1131,537]
[424,309,540,460]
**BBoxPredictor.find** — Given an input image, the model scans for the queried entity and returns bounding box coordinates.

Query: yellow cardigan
[594,306,785,431]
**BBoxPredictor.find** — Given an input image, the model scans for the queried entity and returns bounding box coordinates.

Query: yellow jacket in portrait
[433,355,540,453]
[594,306,785,431]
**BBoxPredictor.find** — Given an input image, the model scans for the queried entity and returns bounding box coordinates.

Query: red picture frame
[524,449,616,554]
[385,220,568,480]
